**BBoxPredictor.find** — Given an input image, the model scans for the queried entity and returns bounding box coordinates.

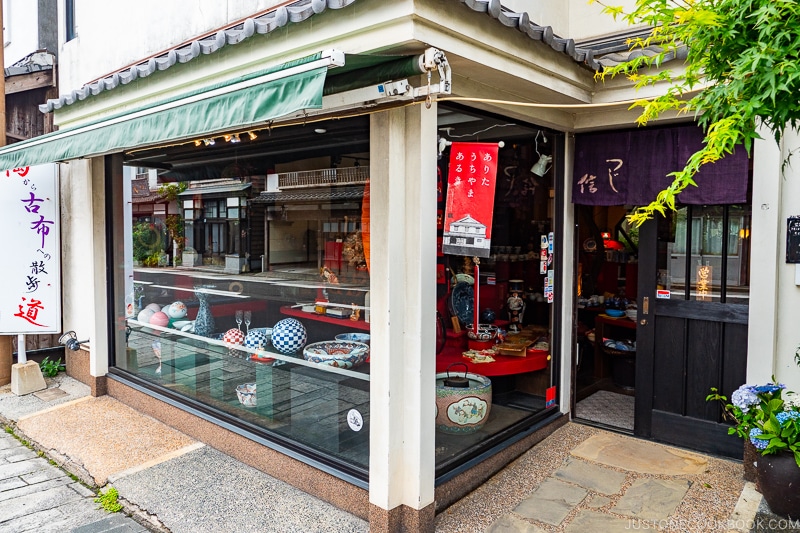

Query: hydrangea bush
[707,381,800,468]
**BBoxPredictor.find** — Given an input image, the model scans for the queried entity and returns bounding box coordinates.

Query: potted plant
[707,381,800,518]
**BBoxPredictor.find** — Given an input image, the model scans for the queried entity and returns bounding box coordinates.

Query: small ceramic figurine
[507,289,525,333]
[320,266,339,284]
[350,303,361,321]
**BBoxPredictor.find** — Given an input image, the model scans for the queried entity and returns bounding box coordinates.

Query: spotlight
[247,131,257,141]
[58,331,90,351]
[230,133,241,143]
[224,135,232,143]
[203,138,215,146]
[194,140,202,147]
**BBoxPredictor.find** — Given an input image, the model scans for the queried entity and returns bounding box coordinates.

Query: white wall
[57,0,286,93]
[500,0,639,41]
[4,0,39,66]
[771,129,800,390]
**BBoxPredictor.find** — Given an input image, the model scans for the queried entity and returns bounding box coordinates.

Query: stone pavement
[0,373,782,533]
[0,429,146,532]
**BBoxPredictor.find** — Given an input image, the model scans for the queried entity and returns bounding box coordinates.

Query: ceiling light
[203,138,215,146]
[230,133,241,143]
[247,131,257,141]
[314,128,327,134]
[224,135,232,143]
[194,140,202,147]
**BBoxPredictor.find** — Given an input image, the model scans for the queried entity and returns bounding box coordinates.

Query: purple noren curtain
[572,124,749,206]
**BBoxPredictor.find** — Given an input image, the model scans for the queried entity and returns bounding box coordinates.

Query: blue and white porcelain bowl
[235,383,256,407]
[334,332,370,344]
[244,327,272,353]
[271,318,307,355]
[303,341,369,369]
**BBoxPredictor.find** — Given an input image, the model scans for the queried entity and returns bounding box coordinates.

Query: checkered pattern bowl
[223,328,245,346]
[271,318,307,354]
[244,328,272,353]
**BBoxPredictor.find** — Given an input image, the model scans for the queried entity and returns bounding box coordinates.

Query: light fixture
[531,154,552,177]
[194,140,202,147]
[247,131,257,141]
[58,331,90,351]
[224,134,232,143]
[203,138,215,146]
[314,128,327,134]
[230,133,241,143]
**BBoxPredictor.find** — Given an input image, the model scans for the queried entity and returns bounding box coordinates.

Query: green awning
[323,54,426,95]
[0,52,335,170]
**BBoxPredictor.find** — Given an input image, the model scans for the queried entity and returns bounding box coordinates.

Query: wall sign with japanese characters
[786,216,800,264]
[0,164,61,333]
[442,142,499,258]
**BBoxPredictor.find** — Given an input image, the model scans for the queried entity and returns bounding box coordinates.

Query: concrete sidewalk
[0,374,771,532]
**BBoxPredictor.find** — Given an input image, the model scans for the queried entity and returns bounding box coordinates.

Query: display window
[114,108,562,481]
[433,105,562,473]
[118,116,373,477]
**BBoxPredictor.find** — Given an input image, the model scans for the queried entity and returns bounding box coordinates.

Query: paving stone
[571,433,708,475]
[21,466,70,484]
[585,494,612,509]
[0,446,37,462]
[612,478,691,520]
[0,476,71,502]
[68,481,96,498]
[0,476,27,493]
[0,457,50,481]
[0,505,64,532]
[564,510,638,533]
[486,514,546,533]
[553,457,627,495]
[72,514,149,532]
[33,388,69,401]
[0,484,82,522]
[514,478,588,526]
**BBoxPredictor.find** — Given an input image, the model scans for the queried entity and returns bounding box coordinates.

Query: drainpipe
[0,1,12,386]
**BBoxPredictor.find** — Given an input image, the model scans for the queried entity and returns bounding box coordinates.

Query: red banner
[442,142,499,258]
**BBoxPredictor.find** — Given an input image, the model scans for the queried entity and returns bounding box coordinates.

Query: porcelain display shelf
[435,344,549,377]
[280,305,370,331]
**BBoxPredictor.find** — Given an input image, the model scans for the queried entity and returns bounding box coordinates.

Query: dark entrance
[635,205,751,457]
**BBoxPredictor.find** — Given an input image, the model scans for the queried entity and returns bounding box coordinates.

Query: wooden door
[635,205,750,458]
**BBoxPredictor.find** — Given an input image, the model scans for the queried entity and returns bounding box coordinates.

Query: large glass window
[119,118,372,477]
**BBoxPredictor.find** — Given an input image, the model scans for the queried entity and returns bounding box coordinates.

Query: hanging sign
[0,164,62,333]
[786,216,800,263]
[442,142,499,258]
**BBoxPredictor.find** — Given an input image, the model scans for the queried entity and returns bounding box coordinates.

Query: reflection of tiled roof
[179,182,251,196]
[131,192,167,204]
[250,185,364,204]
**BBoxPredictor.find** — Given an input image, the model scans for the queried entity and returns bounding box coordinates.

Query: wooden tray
[495,340,533,357]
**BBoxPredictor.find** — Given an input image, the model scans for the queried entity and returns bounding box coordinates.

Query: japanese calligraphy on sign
[442,142,499,258]
[696,264,713,302]
[0,164,61,333]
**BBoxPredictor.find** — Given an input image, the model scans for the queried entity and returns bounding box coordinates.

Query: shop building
[0,1,797,531]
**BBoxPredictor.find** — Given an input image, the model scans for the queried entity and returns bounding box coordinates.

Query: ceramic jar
[435,364,492,434]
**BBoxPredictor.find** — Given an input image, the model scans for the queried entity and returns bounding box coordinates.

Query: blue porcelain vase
[193,291,215,337]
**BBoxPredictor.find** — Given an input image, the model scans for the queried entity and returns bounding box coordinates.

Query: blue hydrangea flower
[732,385,759,412]
[753,383,785,394]
[776,410,800,426]
[749,428,768,450]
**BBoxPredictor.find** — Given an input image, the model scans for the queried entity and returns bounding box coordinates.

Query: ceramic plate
[448,281,475,326]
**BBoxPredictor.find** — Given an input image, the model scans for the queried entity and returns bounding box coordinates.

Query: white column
[747,125,783,385]
[559,133,575,414]
[60,157,109,378]
[369,102,437,511]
